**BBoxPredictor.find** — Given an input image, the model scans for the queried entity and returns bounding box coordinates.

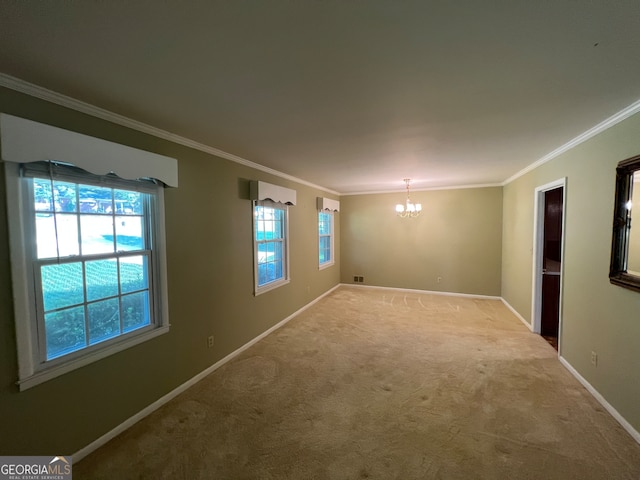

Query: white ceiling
[1,1,639,194]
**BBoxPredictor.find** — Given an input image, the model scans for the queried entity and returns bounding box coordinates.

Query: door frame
[531,178,567,352]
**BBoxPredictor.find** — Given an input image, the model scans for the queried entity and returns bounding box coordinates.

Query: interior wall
[502,112,640,433]
[340,187,503,296]
[0,87,340,454]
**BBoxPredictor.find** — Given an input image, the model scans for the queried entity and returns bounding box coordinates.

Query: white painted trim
[341,283,501,300]
[71,283,341,463]
[20,326,170,391]
[4,159,173,390]
[0,73,339,196]
[70,282,640,462]
[253,201,291,296]
[3,74,639,196]
[318,210,335,270]
[500,298,533,331]
[559,356,640,445]
[503,99,640,185]
[531,179,567,354]
[345,182,502,196]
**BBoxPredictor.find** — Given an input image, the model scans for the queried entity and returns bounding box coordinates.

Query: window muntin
[30,173,156,362]
[319,211,334,268]
[5,159,170,390]
[254,200,289,293]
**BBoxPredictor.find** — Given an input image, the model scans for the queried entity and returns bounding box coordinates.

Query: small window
[254,200,290,294]
[319,211,334,268]
[6,162,170,389]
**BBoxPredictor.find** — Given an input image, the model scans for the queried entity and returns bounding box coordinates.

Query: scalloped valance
[0,113,178,187]
[317,197,340,212]
[250,180,296,205]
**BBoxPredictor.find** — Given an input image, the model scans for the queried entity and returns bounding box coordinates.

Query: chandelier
[395,179,422,218]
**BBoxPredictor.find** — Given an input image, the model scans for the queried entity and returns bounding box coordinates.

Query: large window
[319,211,334,268]
[6,162,170,389]
[254,200,289,294]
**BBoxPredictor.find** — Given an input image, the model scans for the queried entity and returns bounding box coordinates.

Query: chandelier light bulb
[396,179,422,218]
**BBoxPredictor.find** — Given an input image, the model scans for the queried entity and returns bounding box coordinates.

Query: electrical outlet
[208,335,214,348]
[591,351,597,366]
[437,276,442,283]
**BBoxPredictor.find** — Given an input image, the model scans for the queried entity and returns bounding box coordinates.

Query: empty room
[1,1,640,478]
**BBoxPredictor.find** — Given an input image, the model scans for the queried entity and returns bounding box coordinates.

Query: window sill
[254,278,290,296]
[17,325,170,391]
[319,261,335,270]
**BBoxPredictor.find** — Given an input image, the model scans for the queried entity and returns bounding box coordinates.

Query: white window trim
[317,197,338,270]
[5,161,171,390]
[318,211,335,270]
[2,117,175,391]
[253,200,291,295]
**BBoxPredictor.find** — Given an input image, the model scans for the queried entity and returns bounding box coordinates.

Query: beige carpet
[75,286,640,479]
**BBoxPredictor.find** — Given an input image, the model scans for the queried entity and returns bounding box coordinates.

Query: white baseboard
[73,282,640,462]
[72,284,341,463]
[341,283,501,300]
[559,356,640,445]
[500,297,533,331]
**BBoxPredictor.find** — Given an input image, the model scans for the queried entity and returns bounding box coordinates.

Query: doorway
[532,179,566,353]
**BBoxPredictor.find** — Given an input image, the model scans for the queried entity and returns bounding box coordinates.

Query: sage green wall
[0,87,340,454]
[340,187,502,296]
[502,112,640,432]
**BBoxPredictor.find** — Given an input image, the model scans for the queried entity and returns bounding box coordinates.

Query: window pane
[274,241,282,262]
[41,262,84,311]
[33,178,53,212]
[319,212,332,235]
[116,215,144,251]
[78,184,112,213]
[258,263,273,286]
[254,202,287,289]
[86,259,119,301]
[320,236,331,264]
[120,256,148,293]
[80,214,115,254]
[114,189,143,215]
[53,181,77,213]
[88,298,120,345]
[45,306,86,360]
[122,291,150,332]
[274,260,283,280]
[36,213,80,258]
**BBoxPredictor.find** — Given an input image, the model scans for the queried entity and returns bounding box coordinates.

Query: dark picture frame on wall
[610,154,640,292]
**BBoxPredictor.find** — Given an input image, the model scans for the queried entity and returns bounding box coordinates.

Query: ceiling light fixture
[395,179,422,218]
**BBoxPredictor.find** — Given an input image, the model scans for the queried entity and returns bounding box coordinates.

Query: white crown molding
[344,182,502,196]
[0,73,340,195]
[503,98,640,186]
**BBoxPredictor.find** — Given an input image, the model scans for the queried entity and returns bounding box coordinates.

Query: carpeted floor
[75,286,640,479]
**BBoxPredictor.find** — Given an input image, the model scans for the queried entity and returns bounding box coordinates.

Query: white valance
[317,197,340,212]
[250,180,296,205]
[0,113,178,187]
